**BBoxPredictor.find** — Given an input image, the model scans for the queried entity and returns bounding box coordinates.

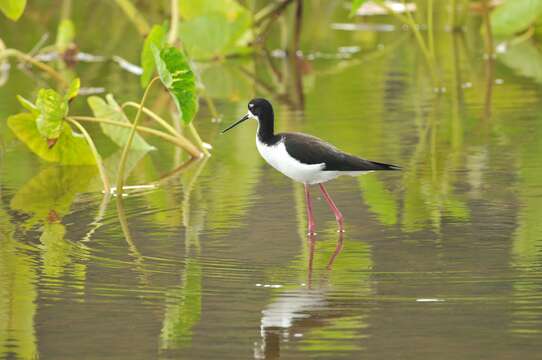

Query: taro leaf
[491,0,542,37]
[140,24,166,88]
[179,0,251,59]
[350,0,370,16]
[0,0,27,21]
[152,45,198,125]
[8,112,96,165]
[56,18,75,53]
[35,88,68,141]
[87,94,155,151]
[179,0,248,19]
[65,78,80,101]
[16,95,39,115]
[498,41,542,83]
[179,13,232,59]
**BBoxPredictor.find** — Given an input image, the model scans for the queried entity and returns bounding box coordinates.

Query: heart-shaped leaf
[491,0,542,37]
[0,0,27,21]
[35,88,68,141]
[87,94,155,151]
[178,0,252,60]
[152,45,198,124]
[140,24,166,88]
[8,112,96,165]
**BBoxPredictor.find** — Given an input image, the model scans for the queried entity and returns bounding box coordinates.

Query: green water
[1,2,542,359]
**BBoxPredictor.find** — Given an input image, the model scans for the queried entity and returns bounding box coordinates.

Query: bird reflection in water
[254,233,344,359]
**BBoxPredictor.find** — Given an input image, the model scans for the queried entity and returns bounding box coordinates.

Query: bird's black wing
[281,132,400,171]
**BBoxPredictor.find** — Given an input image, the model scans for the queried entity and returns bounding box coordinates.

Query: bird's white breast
[256,137,338,184]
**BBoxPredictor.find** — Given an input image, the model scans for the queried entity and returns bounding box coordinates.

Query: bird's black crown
[248,98,273,119]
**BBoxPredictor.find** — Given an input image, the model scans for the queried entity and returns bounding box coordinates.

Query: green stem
[254,0,294,26]
[113,0,150,36]
[116,77,160,194]
[66,117,111,193]
[428,0,435,58]
[450,0,457,30]
[167,0,179,45]
[0,48,67,87]
[121,101,180,138]
[187,122,210,156]
[70,116,202,158]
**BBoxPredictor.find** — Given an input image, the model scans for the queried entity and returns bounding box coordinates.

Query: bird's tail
[369,160,401,171]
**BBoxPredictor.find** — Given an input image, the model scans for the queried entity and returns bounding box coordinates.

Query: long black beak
[222,114,249,133]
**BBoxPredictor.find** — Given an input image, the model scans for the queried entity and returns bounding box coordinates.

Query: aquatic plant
[5,40,206,194]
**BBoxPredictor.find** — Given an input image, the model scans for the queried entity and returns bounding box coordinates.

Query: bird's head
[222,98,274,133]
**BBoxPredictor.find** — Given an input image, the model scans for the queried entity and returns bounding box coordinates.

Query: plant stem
[116,77,160,194]
[167,0,179,45]
[0,48,67,87]
[254,0,294,26]
[121,101,180,138]
[187,122,210,156]
[66,117,111,193]
[450,0,457,30]
[428,0,435,58]
[113,0,150,36]
[70,116,202,157]
[481,0,494,57]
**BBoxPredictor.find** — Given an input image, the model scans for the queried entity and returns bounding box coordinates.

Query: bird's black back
[281,132,400,172]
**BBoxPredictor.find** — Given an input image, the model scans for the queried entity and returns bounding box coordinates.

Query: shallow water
[2,2,542,359]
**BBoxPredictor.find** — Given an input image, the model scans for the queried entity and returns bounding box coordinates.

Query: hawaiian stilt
[222,98,400,235]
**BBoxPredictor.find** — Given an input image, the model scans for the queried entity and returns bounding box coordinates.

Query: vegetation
[2,1,542,357]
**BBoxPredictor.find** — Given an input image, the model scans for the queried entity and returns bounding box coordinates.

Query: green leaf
[350,0,370,16]
[178,0,251,59]
[491,0,542,37]
[16,95,39,115]
[35,88,68,140]
[0,0,27,21]
[87,94,155,151]
[179,0,248,20]
[56,18,75,53]
[179,13,232,59]
[65,78,80,101]
[8,112,96,165]
[152,45,198,124]
[140,24,166,88]
[498,41,542,83]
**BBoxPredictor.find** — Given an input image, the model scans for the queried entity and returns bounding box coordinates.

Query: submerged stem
[66,117,111,193]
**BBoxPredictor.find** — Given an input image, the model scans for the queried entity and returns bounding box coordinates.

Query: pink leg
[304,184,316,235]
[319,184,345,232]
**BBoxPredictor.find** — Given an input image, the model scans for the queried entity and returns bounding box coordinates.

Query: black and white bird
[222,98,400,235]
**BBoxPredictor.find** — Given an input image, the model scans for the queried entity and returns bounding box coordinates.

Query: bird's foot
[337,229,345,233]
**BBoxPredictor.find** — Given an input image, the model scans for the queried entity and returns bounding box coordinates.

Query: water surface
[1,2,542,359]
